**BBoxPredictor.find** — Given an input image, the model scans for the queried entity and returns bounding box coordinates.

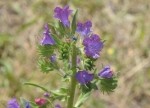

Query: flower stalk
[67,43,77,108]
[6,5,118,108]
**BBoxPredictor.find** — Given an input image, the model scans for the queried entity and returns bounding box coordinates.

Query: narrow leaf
[24,82,49,92]
[71,10,78,35]
[38,45,54,57]
[74,92,91,107]
[20,97,32,108]
[58,21,66,35]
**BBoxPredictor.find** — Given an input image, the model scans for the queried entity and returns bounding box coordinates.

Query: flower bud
[35,98,47,106]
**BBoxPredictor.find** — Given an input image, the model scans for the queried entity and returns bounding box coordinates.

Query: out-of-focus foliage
[0,0,150,108]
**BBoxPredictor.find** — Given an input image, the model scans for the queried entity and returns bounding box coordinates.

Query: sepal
[20,97,34,108]
[99,77,118,93]
[58,21,66,36]
[51,87,68,101]
[81,83,98,93]
[84,58,96,70]
[38,59,53,73]
[38,45,55,57]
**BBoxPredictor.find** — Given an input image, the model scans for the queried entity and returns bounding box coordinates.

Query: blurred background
[0,0,150,108]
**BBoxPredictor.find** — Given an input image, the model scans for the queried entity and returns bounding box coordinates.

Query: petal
[63,5,69,10]
[85,21,92,28]
[98,66,113,78]
[25,102,31,108]
[7,98,20,108]
[54,6,72,27]
[55,104,62,108]
[83,34,103,59]
[76,70,94,84]
[77,22,83,32]
[41,24,55,45]
[54,7,62,13]
[76,21,92,37]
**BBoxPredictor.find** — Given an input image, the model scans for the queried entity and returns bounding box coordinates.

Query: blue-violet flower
[25,101,30,108]
[76,21,92,37]
[41,24,55,45]
[83,34,103,59]
[76,70,94,84]
[54,5,72,27]
[44,92,50,98]
[98,66,113,78]
[7,98,20,108]
[55,104,62,108]
[50,54,56,63]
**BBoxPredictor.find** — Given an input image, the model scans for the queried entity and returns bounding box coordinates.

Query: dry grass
[0,0,150,108]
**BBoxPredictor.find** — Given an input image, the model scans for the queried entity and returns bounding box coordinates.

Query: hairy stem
[67,44,77,108]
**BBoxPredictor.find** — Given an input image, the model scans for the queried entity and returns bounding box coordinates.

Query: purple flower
[44,92,50,98]
[55,104,62,108]
[25,102,30,108]
[83,34,103,59]
[50,54,56,62]
[54,5,72,27]
[98,66,113,78]
[41,24,55,45]
[76,21,92,37]
[76,70,94,84]
[7,98,20,108]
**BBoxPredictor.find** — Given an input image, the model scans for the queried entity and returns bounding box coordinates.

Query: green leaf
[58,21,66,36]
[71,10,78,35]
[59,87,69,94]
[81,83,97,93]
[51,87,68,100]
[38,45,54,57]
[20,97,27,108]
[29,101,39,108]
[51,33,61,45]
[84,58,96,70]
[74,92,91,107]
[38,58,53,73]
[48,23,57,33]
[52,87,68,96]
[24,82,49,92]
[20,97,35,108]
[99,77,118,93]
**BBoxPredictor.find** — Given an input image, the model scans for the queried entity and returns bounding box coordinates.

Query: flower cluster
[7,5,117,108]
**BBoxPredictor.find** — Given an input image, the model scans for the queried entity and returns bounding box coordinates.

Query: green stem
[24,82,48,92]
[67,44,77,108]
